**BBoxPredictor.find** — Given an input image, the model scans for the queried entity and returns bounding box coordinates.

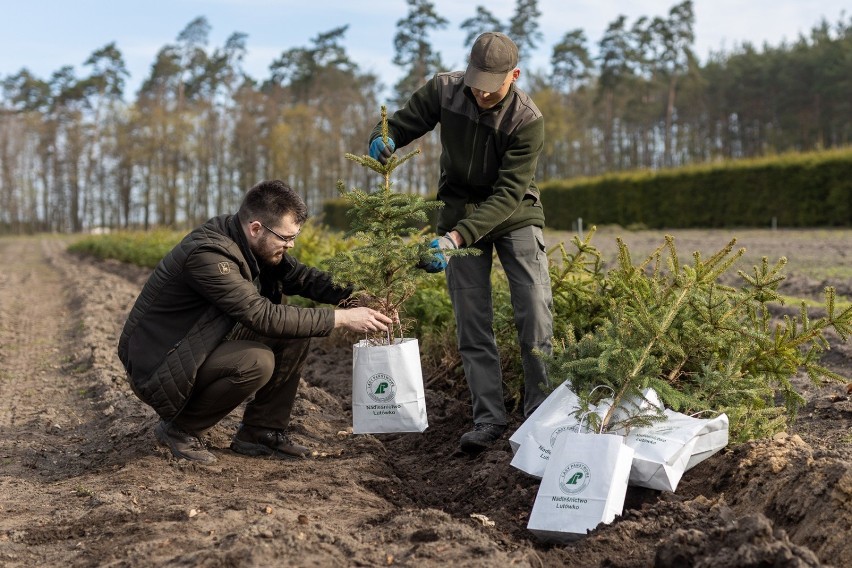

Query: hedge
[321,148,852,231]
[540,148,852,229]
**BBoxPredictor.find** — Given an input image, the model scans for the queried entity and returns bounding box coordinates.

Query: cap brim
[464,66,507,93]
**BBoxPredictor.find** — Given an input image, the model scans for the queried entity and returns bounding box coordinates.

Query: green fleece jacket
[371,71,545,246]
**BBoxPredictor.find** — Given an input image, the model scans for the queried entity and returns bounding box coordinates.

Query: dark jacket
[117,214,350,420]
[370,71,545,246]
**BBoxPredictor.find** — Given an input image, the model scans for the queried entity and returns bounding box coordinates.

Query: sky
[0,0,848,100]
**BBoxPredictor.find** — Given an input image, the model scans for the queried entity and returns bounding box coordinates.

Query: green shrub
[541,148,852,229]
[320,198,352,232]
[71,222,851,444]
[290,221,353,269]
[540,227,852,442]
[69,229,186,268]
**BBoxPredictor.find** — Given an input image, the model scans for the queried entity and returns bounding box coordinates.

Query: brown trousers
[173,324,311,435]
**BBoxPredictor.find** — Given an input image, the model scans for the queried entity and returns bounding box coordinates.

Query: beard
[251,235,285,266]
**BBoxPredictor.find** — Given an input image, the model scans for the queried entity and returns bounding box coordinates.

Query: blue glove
[369,137,395,165]
[417,235,457,273]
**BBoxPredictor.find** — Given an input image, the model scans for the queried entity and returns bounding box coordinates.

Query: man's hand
[369,137,395,165]
[417,234,457,273]
[334,307,393,334]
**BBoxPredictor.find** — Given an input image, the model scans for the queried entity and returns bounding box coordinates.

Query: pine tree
[542,229,852,442]
[323,106,473,344]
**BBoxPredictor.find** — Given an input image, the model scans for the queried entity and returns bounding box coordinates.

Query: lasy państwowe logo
[559,462,591,495]
[549,425,574,448]
[367,373,396,403]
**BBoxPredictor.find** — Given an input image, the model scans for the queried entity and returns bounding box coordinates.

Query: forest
[0,0,850,234]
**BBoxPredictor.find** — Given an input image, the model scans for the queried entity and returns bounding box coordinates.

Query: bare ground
[0,228,850,567]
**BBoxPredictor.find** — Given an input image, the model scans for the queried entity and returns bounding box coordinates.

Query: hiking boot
[459,423,507,454]
[230,425,312,459]
[154,420,217,464]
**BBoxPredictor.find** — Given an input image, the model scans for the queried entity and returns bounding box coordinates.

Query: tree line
[1,0,850,234]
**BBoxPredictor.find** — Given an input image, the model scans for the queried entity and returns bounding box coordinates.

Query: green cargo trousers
[446,225,554,426]
[172,324,311,435]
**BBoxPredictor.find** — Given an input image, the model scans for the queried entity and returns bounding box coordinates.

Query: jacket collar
[229,213,260,279]
[463,83,515,113]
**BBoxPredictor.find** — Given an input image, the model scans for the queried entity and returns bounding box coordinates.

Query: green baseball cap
[464,32,519,92]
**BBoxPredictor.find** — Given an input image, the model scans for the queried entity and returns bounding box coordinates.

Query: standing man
[369,32,553,454]
[118,180,392,464]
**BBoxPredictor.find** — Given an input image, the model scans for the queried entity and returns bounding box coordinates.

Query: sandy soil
[0,228,850,567]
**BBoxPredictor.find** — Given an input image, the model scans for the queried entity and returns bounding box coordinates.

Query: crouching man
[117,179,391,464]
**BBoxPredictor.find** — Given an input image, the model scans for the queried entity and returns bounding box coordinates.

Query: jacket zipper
[482,134,491,173]
[466,116,480,184]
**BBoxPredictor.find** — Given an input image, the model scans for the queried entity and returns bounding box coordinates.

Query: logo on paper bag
[367,373,396,403]
[652,425,676,435]
[635,424,676,444]
[559,462,591,495]
[549,425,573,448]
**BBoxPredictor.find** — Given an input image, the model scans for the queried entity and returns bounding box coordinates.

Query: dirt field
[1,228,850,567]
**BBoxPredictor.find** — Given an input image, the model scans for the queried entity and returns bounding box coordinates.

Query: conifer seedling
[542,229,852,442]
[324,106,476,345]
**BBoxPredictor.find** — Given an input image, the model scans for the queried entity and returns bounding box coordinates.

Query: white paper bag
[510,380,580,454]
[594,387,663,435]
[515,384,660,452]
[624,411,699,492]
[510,384,656,473]
[685,412,729,470]
[510,411,586,478]
[527,431,634,542]
[351,338,428,434]
[625,409,729,491]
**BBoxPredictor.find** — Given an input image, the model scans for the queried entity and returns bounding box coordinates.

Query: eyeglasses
[259,221,300,245]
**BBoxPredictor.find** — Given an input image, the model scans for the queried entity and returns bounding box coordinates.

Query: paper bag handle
[689,409,721,418]
[572,385,615,434]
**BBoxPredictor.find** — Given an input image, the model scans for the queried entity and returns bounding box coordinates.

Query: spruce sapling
[324,106,475,344]
[542,231,852,442]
